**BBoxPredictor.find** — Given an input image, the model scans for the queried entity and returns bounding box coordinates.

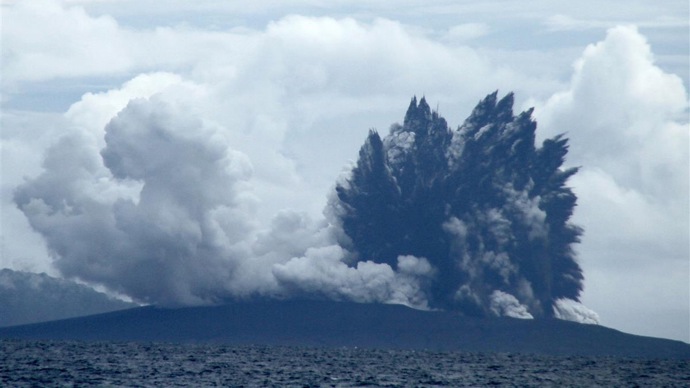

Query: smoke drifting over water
[14,92,596,322]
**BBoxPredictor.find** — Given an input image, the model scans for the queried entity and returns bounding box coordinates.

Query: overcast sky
[1,0,688,342]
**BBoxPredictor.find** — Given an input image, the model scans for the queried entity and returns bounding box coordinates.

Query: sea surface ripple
[2,339,689,387]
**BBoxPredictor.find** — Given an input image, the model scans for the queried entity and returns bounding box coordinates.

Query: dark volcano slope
[1,300,688,359]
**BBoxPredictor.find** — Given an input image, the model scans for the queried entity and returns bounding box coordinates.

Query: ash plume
[14,91,594,322]
[334,92,585,318]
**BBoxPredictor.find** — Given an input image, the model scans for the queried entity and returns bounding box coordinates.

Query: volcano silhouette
[1,300,689,359]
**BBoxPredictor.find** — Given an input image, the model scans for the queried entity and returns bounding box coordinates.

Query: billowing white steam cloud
[274,251,433,308]
[553,298,600,324]
[489,291,533,320]
[14,92,433,308]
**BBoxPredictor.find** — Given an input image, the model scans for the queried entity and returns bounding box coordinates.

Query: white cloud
[2,0,250,85]
[65,72,192,138]
[489,290,533,319]
[2,0,131,81]
[534,25,689,342]
[274,250,433,308]
[537,27,687,188]
[553,298,600,324]
[443,23,490,43]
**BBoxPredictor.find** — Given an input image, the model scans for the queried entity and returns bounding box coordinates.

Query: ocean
[2,339,688,387]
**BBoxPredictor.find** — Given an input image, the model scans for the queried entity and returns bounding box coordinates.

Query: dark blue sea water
[2,339,688,387]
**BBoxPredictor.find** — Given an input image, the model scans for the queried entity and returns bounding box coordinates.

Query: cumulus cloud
[2,0,131,81]
[2,0,250,85]
[537,25,688,195]
[534,25,688,337]
[536,25,689,264]
[65,72,194,139]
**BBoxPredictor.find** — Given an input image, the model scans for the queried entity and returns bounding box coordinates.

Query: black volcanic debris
[335,92,583,318]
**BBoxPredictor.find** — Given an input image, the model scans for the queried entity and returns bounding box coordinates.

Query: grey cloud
[553,298,600,324]
[273,250,434,308]
[489,290,533,319]
[14,95,437,308]
[16,97,256,305]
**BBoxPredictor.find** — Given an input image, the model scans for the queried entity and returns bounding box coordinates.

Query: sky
[1,0,688,342]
